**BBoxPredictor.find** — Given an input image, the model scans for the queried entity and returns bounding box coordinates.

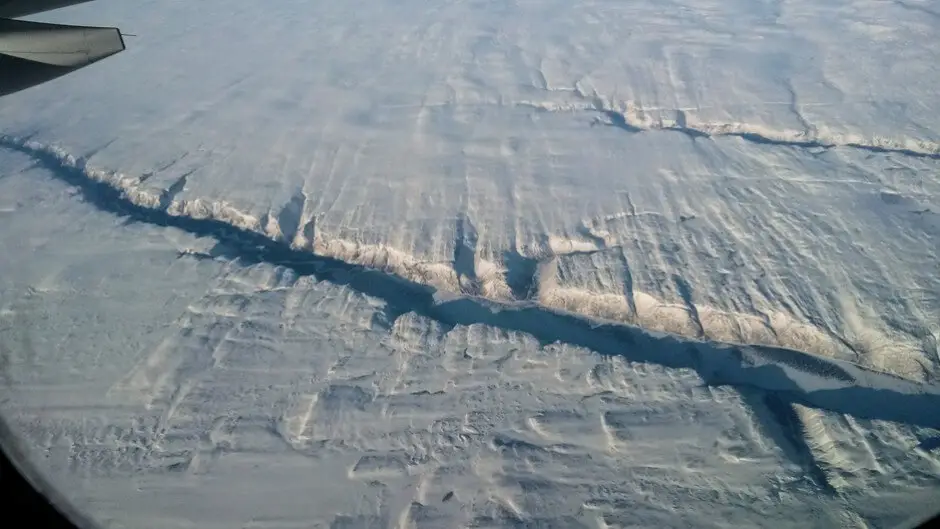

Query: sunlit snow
[1,0,939,528]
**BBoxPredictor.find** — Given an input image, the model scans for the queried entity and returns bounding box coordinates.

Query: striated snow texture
[1,0,939,528]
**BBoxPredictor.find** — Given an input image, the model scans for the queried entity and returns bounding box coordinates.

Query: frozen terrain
[1,0,939,527]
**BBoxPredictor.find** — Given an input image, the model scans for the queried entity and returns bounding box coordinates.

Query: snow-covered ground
[1,0,939,527]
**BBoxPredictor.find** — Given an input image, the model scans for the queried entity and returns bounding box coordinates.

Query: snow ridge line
[892,0,940,20]
[2,134,466,293]
[519,99,940,160]
[3,134,940,429]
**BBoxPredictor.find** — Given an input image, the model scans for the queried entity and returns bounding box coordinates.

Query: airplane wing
[0,0,124,97]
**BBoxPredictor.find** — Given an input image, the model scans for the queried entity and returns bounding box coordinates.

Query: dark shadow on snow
[4,137,940,497]
[502,249,539,301]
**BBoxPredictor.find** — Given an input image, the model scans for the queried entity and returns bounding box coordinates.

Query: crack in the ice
[618,251,638,319]
[722,130,829,151]
[502,248,538,301]
[274,188,307,244]
[673,274,705,339]
[593,110,643,134]
[158,171,191,211]
[842,141,940,159]
[739,389,838,494]
[673,110,710,141]
[139,152,190,184]
[612,107,940,160]
[453,213,481,296]
[3,135,940,431]
[893,0,940,19]
[525,98,940,160]
[784,79,817,138]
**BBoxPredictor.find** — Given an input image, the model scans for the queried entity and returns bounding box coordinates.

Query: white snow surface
[1,0,939,527]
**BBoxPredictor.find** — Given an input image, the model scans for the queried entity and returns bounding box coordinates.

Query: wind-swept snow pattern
[2,0,940,528]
